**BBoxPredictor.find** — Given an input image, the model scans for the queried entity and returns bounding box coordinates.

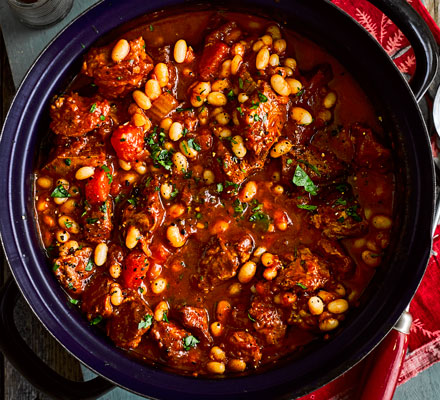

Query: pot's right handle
[367,0,438,102]
[0,277,114,400]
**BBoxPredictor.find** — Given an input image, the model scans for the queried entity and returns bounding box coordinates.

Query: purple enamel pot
[0,0,437,399]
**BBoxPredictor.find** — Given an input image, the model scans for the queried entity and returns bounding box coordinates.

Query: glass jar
[6,0,74,29]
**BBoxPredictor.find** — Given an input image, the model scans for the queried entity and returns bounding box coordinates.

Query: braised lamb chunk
[198,42,230,81]
[82,37,153,98]
[227,331,262,366]
[248,299,286,345]
[238,82,288,158]
[316,239,354,276]
[215,141,264,184]
[150,321,202,365]
[50,93,110,137]
[82,198,113,243]
[351,123,391,170]
[107,298,153,349]
[121,175,165,254]
[281,145,347,185]
[205,21,241,45]
[81,275,117,319]
[310,185,368,239]
[175,306,212,343]
[275,247,330,292]
[43,134,106,175]
[53,247,93,294]
[197,234,254,291]
[312,125,355,164]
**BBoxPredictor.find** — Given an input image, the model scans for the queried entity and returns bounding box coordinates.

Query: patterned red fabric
[297,1,440,399]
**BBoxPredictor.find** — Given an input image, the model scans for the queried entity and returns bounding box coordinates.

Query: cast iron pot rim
[0,0,434,398]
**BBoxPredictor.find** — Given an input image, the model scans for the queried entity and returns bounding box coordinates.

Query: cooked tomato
[111,123,145,161]
[122,250,150,289]
[85,168,111,204]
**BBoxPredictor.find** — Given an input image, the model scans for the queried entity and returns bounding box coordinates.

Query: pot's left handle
[0,277,114,400]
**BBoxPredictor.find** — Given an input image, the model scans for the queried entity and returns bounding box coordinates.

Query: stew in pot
[33,10,394,376]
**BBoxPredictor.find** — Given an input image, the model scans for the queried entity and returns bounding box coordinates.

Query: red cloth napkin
[298,1,440,399]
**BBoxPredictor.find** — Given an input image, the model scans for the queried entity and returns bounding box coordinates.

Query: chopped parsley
[163,311,169,323]
[101,165,113,184]
[86,218,99,224]
[144,176,153,187]
[296,283,307,290]
[100,202,107,213]
[138,314,153,329]
[85,258,94,271]
[187,138,201,151]
[127,198,137,206]
[89,103,97,113]
[334,198,347,206]
[345,205,362,222]
[100,115,106,121]
[69,298,79,305]
[216,183,224,193]
[298,159,321,176]
[64,220,73,229]
[258,92,268,102]
[236,106,244,116]
[176,106,194,113]
[248,200,270,230]
[227,90,235,100]
[225,180,239,194]
[50,184,71,198]
[64,158,71,166]
[292,165,318,195]
[233,199,246,216]
[238,77,244,89]
[337,216,345,223]
[53,262,60,271]
[170,185,179,198]
[297,204,317,211]
[248,312,256,322]
[145,130,174,170]
[149,24,154,31]
[336,183,349,193]
[183,335,200,351]
[90,315,102,325]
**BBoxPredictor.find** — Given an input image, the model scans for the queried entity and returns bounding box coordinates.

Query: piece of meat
[238,81,288,158]
[275,247,330,292]
[146,92,179,123]
[248,299,286,345]
[82,37,153,98]
[205,21,241,45]
[82,199,113,243]
[81,275,117,319]
[175,306,212,343]
[53,247,93,294]
[49,93,110,137]
[351,123,391,170]
[43,134,106,175]
[150,321,202,366]
[198,42,230,81]
[281,144,347,185]
[196,234,254,291]
[317,239,354,276]
[312,125,355,164]
[227,331,262,367]
[214,141,264,184]
[310,186,368,239]
[107,298,153,349]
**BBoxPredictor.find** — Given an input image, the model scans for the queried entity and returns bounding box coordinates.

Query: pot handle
[367,0,438,102]
[0,277,114,400]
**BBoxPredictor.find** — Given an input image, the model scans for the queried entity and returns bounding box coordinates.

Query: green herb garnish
[138,314,153,329]
[50,184,71,198]
[183,335,200,351]
[292,165,318,195]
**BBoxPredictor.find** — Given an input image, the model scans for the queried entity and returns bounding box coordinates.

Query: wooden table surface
[1,1,439,399]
